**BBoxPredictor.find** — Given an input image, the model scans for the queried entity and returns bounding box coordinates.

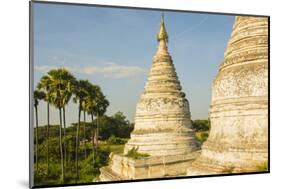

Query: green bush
[195,131,209,143]
[125,147,149,159]
[107,135,128,144]
[78,148,110,183]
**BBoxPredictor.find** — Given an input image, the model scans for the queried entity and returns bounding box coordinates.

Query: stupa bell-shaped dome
[187,16,268,175]
[123,15,199,156]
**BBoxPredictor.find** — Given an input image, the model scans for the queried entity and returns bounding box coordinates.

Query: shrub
[195,131,209,143]
[125,147,149,159]
[107,135,128,144]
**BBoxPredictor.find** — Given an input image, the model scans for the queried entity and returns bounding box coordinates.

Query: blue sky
[33,2,235,125]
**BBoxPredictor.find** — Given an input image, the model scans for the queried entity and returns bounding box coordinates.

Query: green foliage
[191,119,210,144]
[70,122,94,141]
[45,68,76,109]
[98,112,134,140]
[76,147,110,183]
[33,90,46,107]
[34,138,112,185]
[192,119,210,132]
[107,144,125,154]
[125,147,150,159]
[256,161,268,172]
[107,135,129,145]
[33,122,129,186]
[195,131,209,143]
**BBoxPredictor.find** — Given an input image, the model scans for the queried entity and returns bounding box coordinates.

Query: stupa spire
[155,14,170,58]
[157,13,168,43]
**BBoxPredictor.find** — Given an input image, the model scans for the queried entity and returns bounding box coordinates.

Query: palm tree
[94,91,109,150]
[73,80,91,180]
[33,90,45,173]
[87,89,109,169]
[87,88,109,150]
[84,84,100,167]
[47,68,76,183]
[37,75,52,175]
[60,77,75,169]
[82,106,87,160]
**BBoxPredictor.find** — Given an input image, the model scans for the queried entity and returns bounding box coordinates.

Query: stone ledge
[99,166,125,181]
[100,151,201,181]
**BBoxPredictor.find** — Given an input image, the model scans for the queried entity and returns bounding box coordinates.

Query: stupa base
[186,150,268,176]
[99,151,200,181]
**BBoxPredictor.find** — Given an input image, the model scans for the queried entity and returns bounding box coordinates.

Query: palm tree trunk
[59,108,65,182]
[91,114,95,168]
[95,117,99,151]
[83,111,87,159]
[75,105,81,180]
[35,106,38,173]
[47,103,50,176]
[63,106,67,169]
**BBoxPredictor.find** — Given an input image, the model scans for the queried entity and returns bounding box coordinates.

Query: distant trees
[191,119,210,132]
[98,112,133,140]
[191,119,210,143]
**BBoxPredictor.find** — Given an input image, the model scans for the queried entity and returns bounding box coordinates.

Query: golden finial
[157,13,168,43]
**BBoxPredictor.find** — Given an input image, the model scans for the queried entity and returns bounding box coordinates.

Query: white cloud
[34,65,73,73]
[34,65,55,72]
[80,63,146,78]
[35,63,146,79]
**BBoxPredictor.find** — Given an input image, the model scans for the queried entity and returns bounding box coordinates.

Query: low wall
[100,151,200,181]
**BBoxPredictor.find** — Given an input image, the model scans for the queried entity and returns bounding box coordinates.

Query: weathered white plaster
[187,16,268,175]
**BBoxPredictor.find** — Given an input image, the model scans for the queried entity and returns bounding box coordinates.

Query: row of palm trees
[33,68,109,183]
